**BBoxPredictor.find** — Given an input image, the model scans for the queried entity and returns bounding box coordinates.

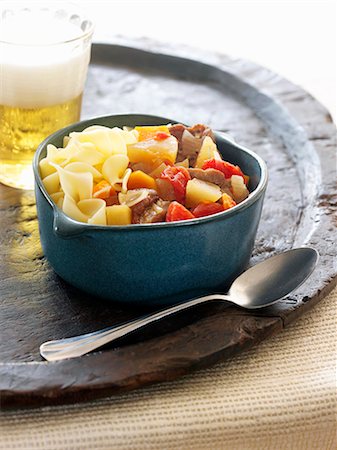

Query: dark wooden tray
[1,39,336,408]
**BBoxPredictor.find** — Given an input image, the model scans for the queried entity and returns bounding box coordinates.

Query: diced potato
[106,205,132,225]
[127,135,178,165]
[149,162,168,178]
[231,175,249,203]
[127,170,156,190]
[127,146,157,165]
[185,178,222,208]
[175,158,189,168]
[195,136,221,168]
[135,125,170,142]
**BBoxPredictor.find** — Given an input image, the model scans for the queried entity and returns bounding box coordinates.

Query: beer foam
[0,12,82,45]
[0,15,91,108]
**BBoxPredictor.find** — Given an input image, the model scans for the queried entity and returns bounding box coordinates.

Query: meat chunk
[168,123,186,144]
[138,199,170,224]
[131,191,170,223]
[131,190,158,223]
[105,192,119,206]
[169,123,215,143]
[169,123,215,166]
[188,168,233,197]
[188,124,215,140]
[177,130,203,166]
[155,178,176,201]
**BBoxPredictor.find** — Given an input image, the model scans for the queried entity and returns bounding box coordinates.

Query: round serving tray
[0,38,336,408]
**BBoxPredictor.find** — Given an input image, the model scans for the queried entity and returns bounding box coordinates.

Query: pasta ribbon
[62,196,106,224]
[69,126,127,157]
[118,189,150,207]
[46,143,74,167]
[64,162,102,181]
[121,168,132,194]
[39,157,57,179]
[113,127,139,145]
[78,199,107,225]
[42,172,60,195]
[50,192,64,209]
[62,195,88,222]
[67,142,105,166]
[51,163,93,202]
[102,154,129,188]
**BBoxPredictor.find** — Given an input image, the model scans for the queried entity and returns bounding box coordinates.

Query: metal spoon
[40,247,318,361]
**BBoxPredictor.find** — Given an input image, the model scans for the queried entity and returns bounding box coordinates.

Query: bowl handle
[53,209,87,239]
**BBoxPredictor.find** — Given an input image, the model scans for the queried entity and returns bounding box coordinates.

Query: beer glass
[0,2,94,189]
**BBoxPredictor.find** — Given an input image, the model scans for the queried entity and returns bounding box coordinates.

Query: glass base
[0,162,35,190]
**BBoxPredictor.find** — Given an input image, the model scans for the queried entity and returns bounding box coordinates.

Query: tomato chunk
[154,131,170,141]
[160,166,191,204]
[166,201,195,222]
[202,158,246,182]
[192,201,224,218]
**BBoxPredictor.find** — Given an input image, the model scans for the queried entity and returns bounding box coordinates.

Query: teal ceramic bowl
[33,114,267,306]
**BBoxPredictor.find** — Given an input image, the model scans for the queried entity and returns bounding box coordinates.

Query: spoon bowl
[229,247,319,308]
[40,247,318,361]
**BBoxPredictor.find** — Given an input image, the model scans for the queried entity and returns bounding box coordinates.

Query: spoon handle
[40,294,229,361]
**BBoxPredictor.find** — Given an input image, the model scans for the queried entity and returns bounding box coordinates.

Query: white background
[2,0,335,118]
[84,0,336,120]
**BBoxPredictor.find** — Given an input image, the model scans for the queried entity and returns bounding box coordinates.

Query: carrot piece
[135,125,170,142]
[222,193,236,210]
[93,180,115,199]
[127,170,156,190]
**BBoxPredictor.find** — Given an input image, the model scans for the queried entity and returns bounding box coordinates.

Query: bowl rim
[33,113,268,231]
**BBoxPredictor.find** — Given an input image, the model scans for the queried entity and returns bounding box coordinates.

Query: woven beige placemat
[1,288,336,450]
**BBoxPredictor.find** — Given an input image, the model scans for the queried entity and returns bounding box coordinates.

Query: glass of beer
[0,2,94,189]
